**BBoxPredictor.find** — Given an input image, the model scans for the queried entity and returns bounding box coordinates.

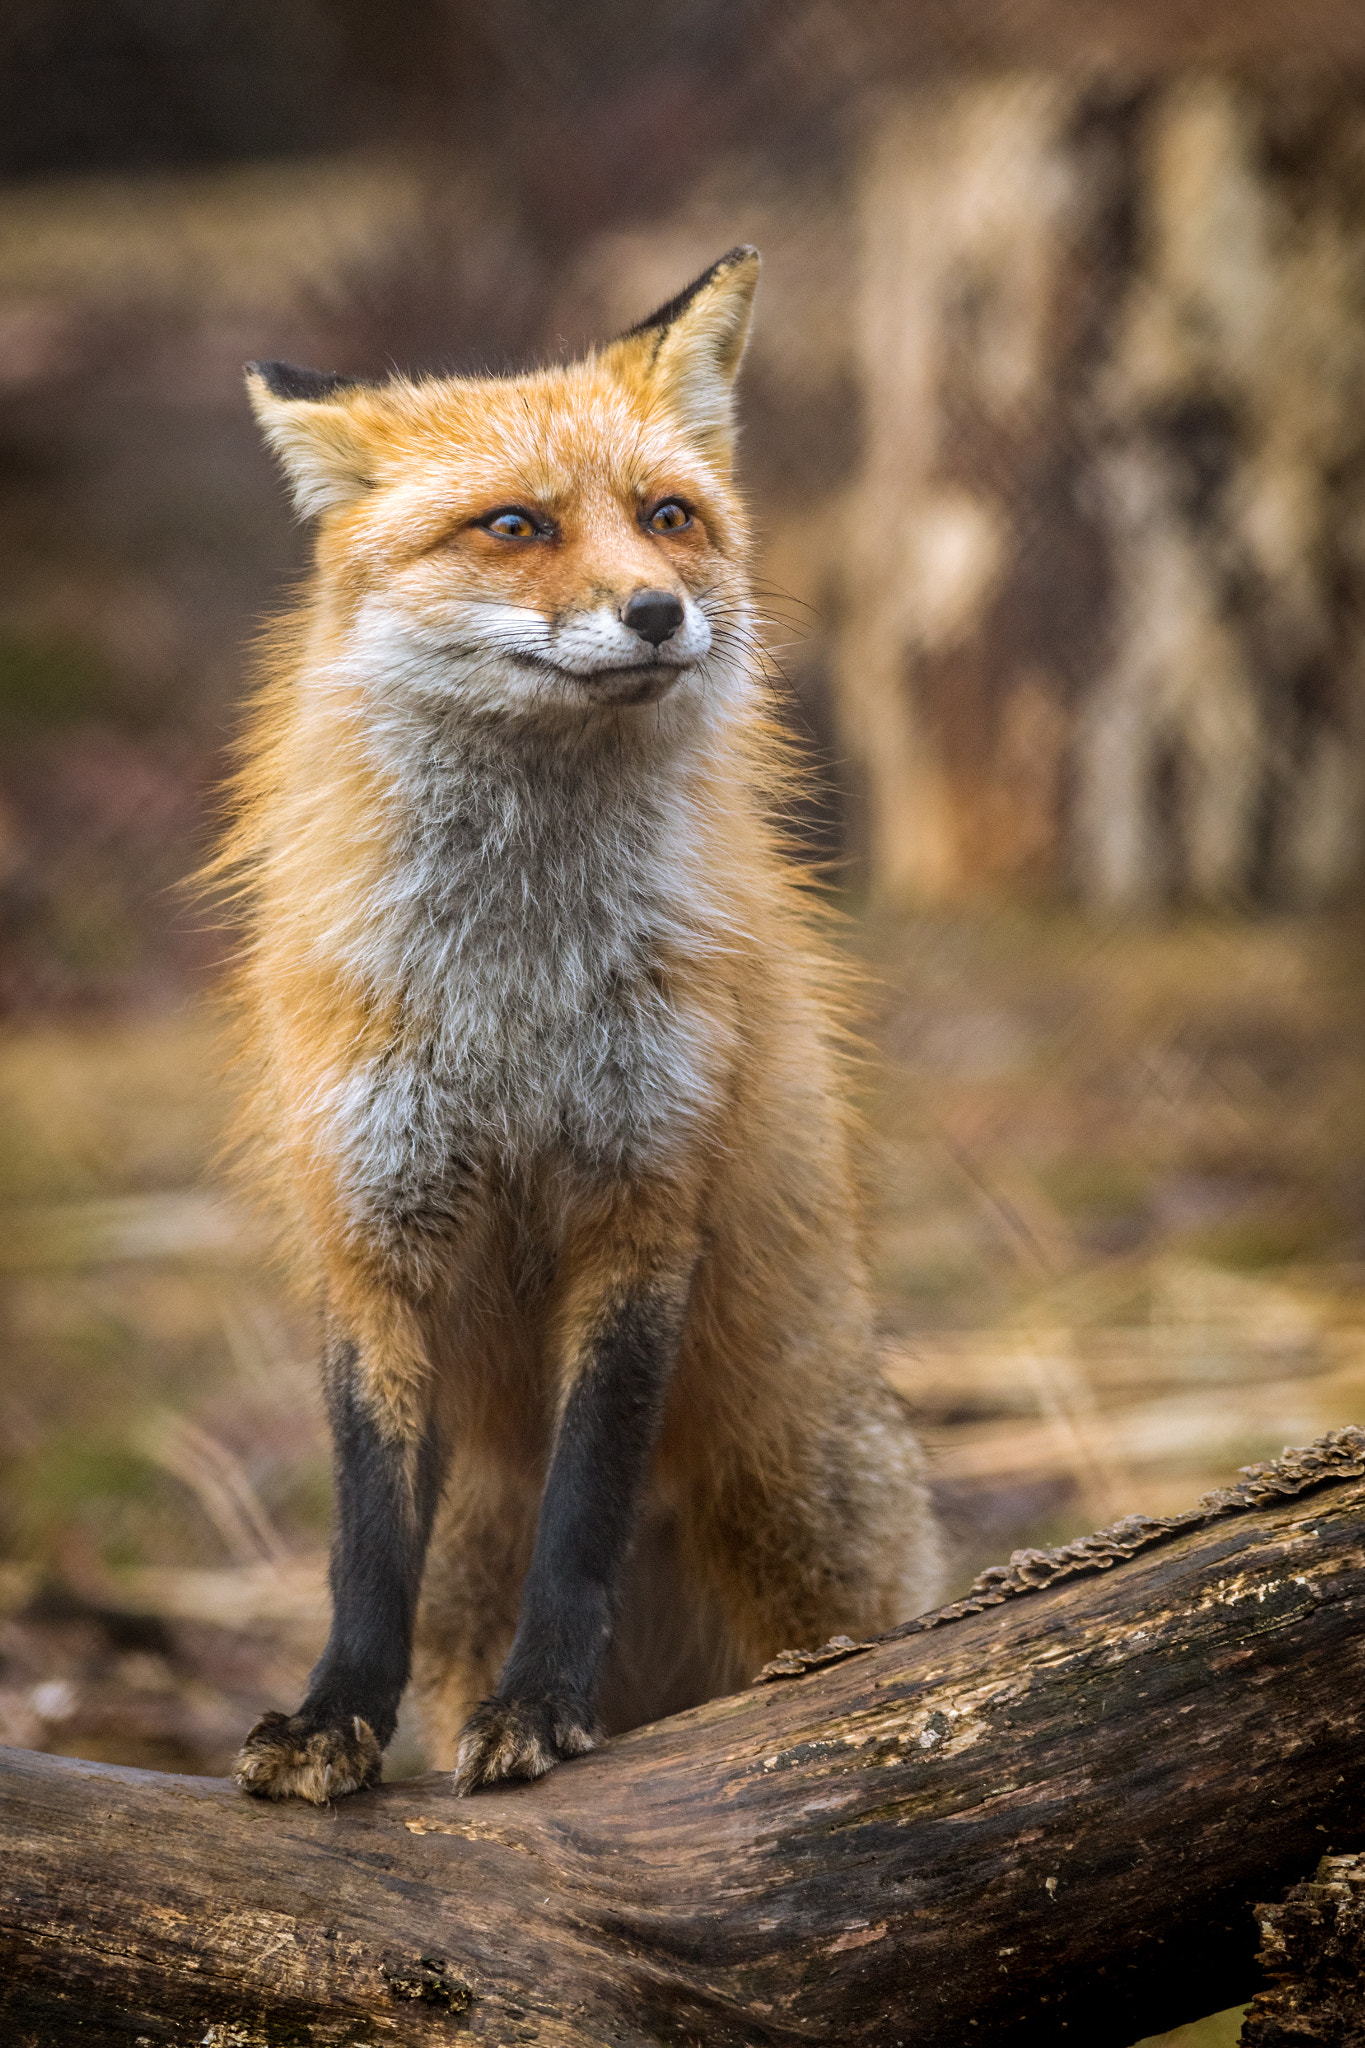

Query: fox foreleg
[235,1317,442,1803]
[454,1248,694,1793]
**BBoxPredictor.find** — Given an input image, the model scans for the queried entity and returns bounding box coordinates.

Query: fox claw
[234,1708,382,1804]
[453,1695,596,1795]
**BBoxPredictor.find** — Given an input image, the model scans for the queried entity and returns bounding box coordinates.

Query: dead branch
[6,1430,1365,2047]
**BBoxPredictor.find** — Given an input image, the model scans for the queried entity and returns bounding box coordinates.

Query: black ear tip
[246,359,363,403]
[620,246,762,344]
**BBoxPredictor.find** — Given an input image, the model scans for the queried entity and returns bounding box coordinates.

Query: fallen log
[1244,1853,1365,2046]
[6,1428,1365,2048]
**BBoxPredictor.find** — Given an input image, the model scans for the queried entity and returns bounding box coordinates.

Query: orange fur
[213,248,940,1793]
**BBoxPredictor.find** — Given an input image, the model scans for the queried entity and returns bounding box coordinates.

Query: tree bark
[1244,1854,1365,2047]
[6,1429,1365,2048]
[837,72,1365,909]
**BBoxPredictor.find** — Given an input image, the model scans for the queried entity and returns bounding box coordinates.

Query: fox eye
[479,508,545,540]
[647,499,692,534]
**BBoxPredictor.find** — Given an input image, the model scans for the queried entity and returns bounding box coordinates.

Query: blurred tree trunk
[838,72,1365,907]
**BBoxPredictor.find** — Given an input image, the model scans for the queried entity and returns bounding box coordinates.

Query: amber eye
[479,509,544,540]
[647,499,692,534]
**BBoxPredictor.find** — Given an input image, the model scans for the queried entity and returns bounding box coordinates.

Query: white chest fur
[313,664,736,1252]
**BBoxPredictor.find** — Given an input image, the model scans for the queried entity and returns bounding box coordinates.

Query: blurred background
[5,6,1365,2038]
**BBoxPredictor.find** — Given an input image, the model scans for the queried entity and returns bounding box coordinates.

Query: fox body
[223,248,941,1801]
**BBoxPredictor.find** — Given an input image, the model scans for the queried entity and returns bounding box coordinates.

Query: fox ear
[244,361,377,517]
[614,246,760,470]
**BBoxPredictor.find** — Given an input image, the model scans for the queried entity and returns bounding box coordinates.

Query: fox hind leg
[680,1376,944,1682]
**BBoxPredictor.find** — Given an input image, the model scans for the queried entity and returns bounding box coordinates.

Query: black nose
[623,588,684,648]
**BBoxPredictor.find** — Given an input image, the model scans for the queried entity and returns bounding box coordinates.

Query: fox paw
[453,1695,596,1795]
[234,1708,382,1804]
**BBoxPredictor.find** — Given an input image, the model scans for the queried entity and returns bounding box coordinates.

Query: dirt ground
[4,904,1363,2042]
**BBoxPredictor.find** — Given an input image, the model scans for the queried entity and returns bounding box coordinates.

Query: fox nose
[623,588,684,648]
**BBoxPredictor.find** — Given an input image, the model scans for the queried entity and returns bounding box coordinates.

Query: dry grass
[860,905,1365,1585]
[0,1006,337,1773]
[2,909,1361,2040]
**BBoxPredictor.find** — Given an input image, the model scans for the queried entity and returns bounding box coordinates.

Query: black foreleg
[454,1285,687,1792]
[235,1336,443,1803]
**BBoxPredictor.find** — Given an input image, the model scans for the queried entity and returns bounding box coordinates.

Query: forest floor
[5,903,1365,2045]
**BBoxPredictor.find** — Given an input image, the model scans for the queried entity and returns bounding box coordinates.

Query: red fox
[219,246,941,1801]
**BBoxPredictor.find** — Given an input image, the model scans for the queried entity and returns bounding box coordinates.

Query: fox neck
[309,619,749,1020]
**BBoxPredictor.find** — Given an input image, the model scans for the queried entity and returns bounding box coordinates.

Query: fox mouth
[515,653,686,705]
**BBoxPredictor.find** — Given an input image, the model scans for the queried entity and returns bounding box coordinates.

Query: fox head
[246,247,759,725]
